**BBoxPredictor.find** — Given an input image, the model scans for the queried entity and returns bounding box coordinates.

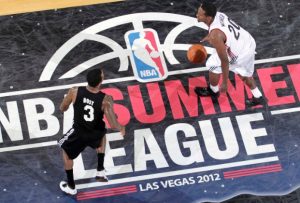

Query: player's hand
[220,82,228,93]
[120,126,126,136]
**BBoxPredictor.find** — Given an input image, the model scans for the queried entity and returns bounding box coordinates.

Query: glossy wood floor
[0,0,123,16]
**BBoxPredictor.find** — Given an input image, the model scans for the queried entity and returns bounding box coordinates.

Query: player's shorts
[58,127,107,159]
[206,40,256,77]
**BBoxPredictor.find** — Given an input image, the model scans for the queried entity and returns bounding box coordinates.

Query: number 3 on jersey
[84,105,94,121]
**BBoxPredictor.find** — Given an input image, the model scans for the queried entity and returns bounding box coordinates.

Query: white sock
[251,87,262,98]
[209,84,219,93]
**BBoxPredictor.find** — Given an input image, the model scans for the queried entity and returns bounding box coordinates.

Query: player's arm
[60,87,77,112]
[209,29,229,92]
[102,95,125,136]
[200,34,209,43]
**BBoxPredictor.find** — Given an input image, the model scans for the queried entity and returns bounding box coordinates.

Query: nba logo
[125,28,168,82]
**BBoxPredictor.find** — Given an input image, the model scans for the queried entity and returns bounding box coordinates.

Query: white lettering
[134,128,168,171]
[237,112,275,155]
[0,101,23,143]
[139,182,159,191]
[165,123,204,165]
[23,98,60,138]
[199,117,239,160]
[105,132,133,175]
[140,69,157,77]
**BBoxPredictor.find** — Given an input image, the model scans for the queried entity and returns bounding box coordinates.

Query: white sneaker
[59,181,77,195]
[95,170,108,182]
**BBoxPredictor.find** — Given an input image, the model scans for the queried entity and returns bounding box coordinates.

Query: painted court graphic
[125,29,168,82]
[0,0,300,203]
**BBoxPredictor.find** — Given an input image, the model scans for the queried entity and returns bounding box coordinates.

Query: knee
[240,76,256,87]
[239,76,253,85]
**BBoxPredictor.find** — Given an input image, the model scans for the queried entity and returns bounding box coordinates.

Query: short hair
[200,1,217,18]
[86,68,103,87]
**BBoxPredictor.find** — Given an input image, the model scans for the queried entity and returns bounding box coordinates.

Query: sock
[209,84,219,93]
[65,169,75,189]
[251,87,262,98]
[97,153,105,171]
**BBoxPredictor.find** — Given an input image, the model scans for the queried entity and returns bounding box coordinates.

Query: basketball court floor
[0,0,300,202]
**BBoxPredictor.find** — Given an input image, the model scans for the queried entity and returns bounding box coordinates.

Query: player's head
[197,1,217,24]
[86,68,104,87]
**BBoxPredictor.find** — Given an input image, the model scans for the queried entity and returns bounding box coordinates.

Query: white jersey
[209,12,256,64]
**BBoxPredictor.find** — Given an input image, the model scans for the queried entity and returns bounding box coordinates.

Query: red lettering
[100,64,300,126]
[101,88,130,127]
[219,75,248,112]
[257,66,295,106]
[165,79,198,119]
[288,64,300,102]
[128,83,165,123]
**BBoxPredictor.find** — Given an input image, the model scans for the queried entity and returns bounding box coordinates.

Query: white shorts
[206,48,256,77]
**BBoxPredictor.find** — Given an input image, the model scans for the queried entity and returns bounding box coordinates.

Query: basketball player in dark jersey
[58,68,125,195]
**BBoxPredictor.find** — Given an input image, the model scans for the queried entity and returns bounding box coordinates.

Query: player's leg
[195,52,221,97]
[95,135,108,182]
[59,150,77,194]
[58,128,82,195]
[238,75,265,106]
[241,76,256,89]
[234,52,265,106]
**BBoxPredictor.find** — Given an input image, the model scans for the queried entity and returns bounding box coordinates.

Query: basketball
[187,44,207,64]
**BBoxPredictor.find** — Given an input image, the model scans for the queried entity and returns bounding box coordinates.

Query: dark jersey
[73,86,106,132]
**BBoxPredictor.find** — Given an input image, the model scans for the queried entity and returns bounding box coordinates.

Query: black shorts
[58,127,107,159]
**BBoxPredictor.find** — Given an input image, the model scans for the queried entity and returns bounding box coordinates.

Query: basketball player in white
[132,31,162,77]
[195,1,264,106]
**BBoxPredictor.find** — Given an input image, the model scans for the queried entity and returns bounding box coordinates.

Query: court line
[0,141,58,152]
[255,54,300,64]
[0,54,299,98]
[75,156,279,190]
[271,107,300,115]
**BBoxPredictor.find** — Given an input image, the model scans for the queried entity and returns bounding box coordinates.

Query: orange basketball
[187,44,207,64]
